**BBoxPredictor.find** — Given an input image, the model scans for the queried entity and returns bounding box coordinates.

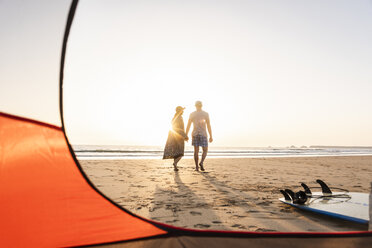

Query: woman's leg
[174,156,182,166]
[173,156,182,171]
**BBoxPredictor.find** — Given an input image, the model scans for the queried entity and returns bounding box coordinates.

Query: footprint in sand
[255,228,276,232]
[257,201,270,206]
[231,224,243,228]
[246,210,259,213]
[280,208,292,213]
[212,221,222,224]
[233,215,247,218]
[194,224,210,228]
[190,211,202,216]
[148,207,159,212]
[165,219,179,223]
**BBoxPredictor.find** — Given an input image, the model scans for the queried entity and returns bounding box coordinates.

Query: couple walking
[163,101,213,171]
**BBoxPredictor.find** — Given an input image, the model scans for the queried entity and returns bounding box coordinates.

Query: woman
[163,106,187,171]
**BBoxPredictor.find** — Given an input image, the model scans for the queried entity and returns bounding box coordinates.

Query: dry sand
[80,156,372,232]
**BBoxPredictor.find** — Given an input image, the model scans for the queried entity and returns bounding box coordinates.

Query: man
[185,101,213,171]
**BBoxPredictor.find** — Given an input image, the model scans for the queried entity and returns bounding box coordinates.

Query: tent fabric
[0,113,166,247]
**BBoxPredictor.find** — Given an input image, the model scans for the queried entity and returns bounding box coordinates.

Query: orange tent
[0,1,371,247]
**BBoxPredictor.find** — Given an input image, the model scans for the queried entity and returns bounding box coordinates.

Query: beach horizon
[74,144,372,160]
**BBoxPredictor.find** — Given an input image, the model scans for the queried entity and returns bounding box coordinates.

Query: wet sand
[80,156,372,232]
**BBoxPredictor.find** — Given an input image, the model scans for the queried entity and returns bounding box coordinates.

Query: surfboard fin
[316,179,332,195]
[284,189,295,201]
[283,189,308,204]
[294,190,308,204]
[301,183,312,196]
[280,190,291,201]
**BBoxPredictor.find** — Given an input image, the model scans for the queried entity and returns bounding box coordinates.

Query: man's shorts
[192,135,208,147]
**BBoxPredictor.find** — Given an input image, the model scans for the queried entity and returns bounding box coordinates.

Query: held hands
[185,136,189,142]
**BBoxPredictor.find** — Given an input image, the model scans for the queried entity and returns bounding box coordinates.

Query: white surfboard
[279,192,369,224]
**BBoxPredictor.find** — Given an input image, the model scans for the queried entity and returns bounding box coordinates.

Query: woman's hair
[172,112,180,122]
[172,109,184,122]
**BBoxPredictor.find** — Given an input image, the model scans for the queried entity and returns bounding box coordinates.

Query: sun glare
[64,0,372,147]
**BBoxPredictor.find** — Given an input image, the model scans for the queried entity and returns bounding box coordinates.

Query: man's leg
[194,146,199,171]
[200,146,208,171]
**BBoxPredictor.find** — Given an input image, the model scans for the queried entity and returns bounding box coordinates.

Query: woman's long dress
[163,115,186,159]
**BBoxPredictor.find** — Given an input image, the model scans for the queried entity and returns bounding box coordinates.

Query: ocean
[72,145,372,160]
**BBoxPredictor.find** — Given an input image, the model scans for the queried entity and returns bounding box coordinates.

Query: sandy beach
[80,156,372,232]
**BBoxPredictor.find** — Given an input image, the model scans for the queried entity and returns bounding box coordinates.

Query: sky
[0,1,70,126]
[1,1,372,147]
